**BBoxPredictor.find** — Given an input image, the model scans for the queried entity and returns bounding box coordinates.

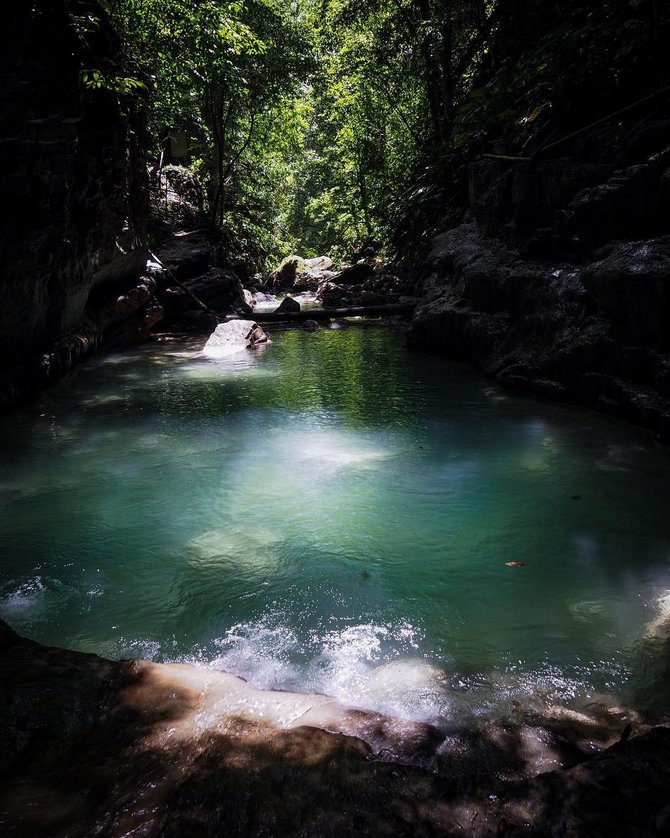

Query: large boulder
[294,268,337,293]
[318,283,352,307]
[266,256,305,291]
[305,256,333,271]
[155,230,213,281]
[162,268,245,316]
[266,256,336,293]
[582,237,670,347]
[202,320,270,358]
[333,262,375,285]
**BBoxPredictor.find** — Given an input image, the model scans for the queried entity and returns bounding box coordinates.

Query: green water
[1,327,669,724]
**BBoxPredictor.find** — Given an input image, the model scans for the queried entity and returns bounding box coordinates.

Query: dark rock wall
[0,1,153,404]
[408,136,670,442]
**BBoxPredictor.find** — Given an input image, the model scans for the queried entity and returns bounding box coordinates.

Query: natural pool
[1,326,669,727]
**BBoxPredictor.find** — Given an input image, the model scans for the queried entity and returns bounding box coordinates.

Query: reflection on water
[1,326,670,726]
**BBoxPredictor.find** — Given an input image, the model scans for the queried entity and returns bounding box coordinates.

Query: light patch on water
[80,393,126,408]
[132,432,172,450]
[483,386,508,401]
[280,429,394,474]
[177,360,274,381]
[596,444,650,473]
[188,527,280,569]
[569,600,608,622]
[572,533,601,565]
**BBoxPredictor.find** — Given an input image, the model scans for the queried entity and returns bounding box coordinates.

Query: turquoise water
[1,326,669,724]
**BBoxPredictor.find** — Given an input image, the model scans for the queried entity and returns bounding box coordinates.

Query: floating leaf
[505,561,525,567]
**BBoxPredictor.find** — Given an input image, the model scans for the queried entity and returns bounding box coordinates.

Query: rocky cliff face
[0,1,161,407]
[408,132,670,442]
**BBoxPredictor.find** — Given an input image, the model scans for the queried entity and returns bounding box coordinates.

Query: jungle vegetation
[69,0,668,266]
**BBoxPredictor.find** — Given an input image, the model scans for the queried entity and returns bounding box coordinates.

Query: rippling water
[1,326,670,725]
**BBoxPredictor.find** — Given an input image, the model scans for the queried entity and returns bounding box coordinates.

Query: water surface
[1,326,669,726]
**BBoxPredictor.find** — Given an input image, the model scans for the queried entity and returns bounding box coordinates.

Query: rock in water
[274,296,301,314]
[202,320,269,358]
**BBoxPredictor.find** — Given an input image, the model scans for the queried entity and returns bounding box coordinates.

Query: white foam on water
[0,577,46,614]
[645,590,670,639]
[205,616,449,724]
[175,613,634,732]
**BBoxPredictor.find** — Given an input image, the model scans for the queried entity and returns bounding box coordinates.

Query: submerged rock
[202,320,270,357]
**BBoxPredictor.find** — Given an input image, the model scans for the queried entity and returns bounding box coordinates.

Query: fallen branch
[226,302,416,324]
[151,252,214,314]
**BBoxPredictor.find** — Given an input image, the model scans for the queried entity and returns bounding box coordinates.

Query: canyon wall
[408,125,670,442]
[0,1,160,407]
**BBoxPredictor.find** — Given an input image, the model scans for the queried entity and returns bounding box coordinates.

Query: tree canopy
[68,0,669,267]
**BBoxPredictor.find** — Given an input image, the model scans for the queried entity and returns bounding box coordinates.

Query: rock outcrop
[274,295,301,314]
[155,227,250,328]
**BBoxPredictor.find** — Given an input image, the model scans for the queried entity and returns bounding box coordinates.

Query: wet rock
[0,2,151,405]
[95,276,158,328]
[174,309,220,333]
[318,283,351,307]
[582,237,670,348]
[163,267,244,316]
[154,230,212,280]
[294,268,337,293]
[202,320,269,357]
[303,319,320,331]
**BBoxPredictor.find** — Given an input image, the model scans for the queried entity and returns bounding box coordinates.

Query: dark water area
[1,326,669,727]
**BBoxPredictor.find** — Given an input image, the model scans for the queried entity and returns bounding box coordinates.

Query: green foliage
[72,0,668,268]
[81,68,147,93]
